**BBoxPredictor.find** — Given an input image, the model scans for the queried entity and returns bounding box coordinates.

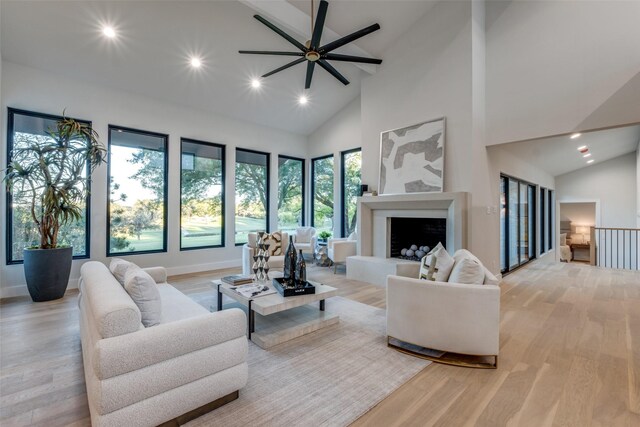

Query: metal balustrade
[591,227,639,270]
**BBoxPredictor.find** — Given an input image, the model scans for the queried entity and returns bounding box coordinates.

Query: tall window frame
[277,155,305,233]
[310,154,334,235]
[500,173,537,274]
[340,148,361,237]
[6,108,92,265]
[180,138,226,251]
[548,189,554,251]
[234,148,270,246]
[107,125,169,257]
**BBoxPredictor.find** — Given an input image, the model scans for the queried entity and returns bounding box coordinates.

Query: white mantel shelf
[357,192,470,257]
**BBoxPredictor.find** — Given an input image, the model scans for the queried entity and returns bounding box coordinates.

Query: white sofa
[242,231,289,276]
[327,236,357,273]
[386,262,500,368]
[78,261,248,427]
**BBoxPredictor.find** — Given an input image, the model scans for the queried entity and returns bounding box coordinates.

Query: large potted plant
[3,114,106,301]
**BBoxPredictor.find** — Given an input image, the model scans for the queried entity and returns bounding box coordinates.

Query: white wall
[556,153,637,228]
[560,202,596,227]
[486,0,640,145]
[637,146,640,227]
[0,61,308,298]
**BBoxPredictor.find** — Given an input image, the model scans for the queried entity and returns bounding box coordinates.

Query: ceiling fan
[239,0,382,89]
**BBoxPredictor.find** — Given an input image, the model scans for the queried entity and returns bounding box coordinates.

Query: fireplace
[389,217,447,260]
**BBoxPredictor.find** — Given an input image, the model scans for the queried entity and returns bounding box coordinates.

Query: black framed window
[311,155,334,235]
[500,174,536,274]
[540,187,546,253]
[340,148,361,237]
[277,155,305,234]
[6,108,91,264]
[107,126,168,255]
[548,189,554,251]
[180,139,225,250]
[235,148,269,245]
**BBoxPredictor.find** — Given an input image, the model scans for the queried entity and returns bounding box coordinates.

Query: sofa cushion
[157,284,209,324]
[109,258,135,286]
[124,267,162,327]
[348,232,358,241]
[419,243,454,282]
[560,233,567,246]
[296,227,314,243]
[449,257,484,285]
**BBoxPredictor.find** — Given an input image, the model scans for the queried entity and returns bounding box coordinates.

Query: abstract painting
[379,117,445,195]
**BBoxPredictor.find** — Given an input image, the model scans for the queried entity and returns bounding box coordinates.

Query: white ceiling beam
[239,0,378,75]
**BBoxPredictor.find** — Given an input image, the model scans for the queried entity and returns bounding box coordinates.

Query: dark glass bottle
[296,249,307,284]
[283,236,297,284]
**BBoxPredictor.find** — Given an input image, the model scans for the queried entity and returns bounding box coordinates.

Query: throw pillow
[418,243,454,282]
[124,266,162,327]
[452,249,499,285]
[109,258,135,286]
[560,233,567,246]
[348,232,358,241]
[418,254,432,279]
[263,231,284,256]
[449,257,484,285]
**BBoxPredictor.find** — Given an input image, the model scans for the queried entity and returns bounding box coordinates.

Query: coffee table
[213,279,339,349]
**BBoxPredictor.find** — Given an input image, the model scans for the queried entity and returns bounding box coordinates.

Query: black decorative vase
[283,236,297,285]
[296,249,307,283]
[23,247,73,302]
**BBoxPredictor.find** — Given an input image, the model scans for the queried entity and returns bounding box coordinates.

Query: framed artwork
[378,117,445,195]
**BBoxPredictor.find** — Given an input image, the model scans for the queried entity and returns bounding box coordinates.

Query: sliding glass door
[501,174,536,273]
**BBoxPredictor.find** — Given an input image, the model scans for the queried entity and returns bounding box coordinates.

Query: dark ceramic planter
[23,247,73,302]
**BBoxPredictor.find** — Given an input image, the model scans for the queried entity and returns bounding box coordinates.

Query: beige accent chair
[293,227,317,257]
[559,233,572,262]
[78,261,248,427]
[386,261,500,369]
[242,231,289,276]
[327,233,357,273]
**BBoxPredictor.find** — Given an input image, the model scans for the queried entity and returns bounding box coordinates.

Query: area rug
[184,293,430,427]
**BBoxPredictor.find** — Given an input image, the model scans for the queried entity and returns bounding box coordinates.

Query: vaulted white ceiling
[492,124,640,177]
[0,0,436,135]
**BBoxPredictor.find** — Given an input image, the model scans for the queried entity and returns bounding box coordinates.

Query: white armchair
[242,232,288,276]
[386,274,500,369]
[293,227,317,258]
[327,237,357,273]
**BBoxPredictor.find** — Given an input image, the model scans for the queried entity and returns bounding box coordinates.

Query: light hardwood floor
[1,260,639,426]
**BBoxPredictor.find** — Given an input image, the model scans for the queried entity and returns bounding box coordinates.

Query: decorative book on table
[231,283,277,299]
[221,275,253,285]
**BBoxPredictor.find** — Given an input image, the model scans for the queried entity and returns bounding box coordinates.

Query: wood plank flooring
[1,260,639,426]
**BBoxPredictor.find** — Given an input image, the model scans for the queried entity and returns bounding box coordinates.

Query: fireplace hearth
[389,217,447,260]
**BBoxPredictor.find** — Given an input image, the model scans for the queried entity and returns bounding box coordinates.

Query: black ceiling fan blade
[239,50,304,57]
[305,61,316,89]
[311,0,329,49]
[262,57,306,78]
[318,60,349,86]
[319,23,380,54]
[323,53,382,64]
[253,15,307,52]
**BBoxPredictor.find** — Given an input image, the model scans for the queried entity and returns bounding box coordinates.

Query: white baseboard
[0,259,242,300]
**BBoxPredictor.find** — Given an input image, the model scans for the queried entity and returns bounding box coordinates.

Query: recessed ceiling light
[583,153,591,158]
[251,79,261,89]
[298,95,308,105]
[587,159,594,164]
[570,133,582,139]
[577,145,587,151]
[102,26,116,39]
[190,57,202,68]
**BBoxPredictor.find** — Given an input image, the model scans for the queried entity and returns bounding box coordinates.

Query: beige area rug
[185,293,430,427]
